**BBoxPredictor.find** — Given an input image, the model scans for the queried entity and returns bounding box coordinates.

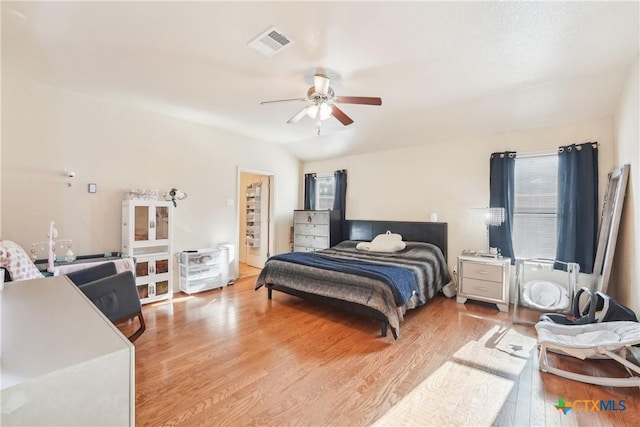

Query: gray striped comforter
[255,241,451,335]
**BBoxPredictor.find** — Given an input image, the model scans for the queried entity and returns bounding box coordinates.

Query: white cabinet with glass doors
[122,200,173,304]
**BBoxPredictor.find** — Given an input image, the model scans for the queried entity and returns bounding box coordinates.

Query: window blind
[512,155,558,259]
[315,175,335,210]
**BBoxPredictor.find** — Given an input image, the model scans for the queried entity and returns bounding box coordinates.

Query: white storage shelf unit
[178,249,225,294]
[122,199,173,304]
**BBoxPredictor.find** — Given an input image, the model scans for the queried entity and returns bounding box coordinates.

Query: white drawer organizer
[456,255,511,312]
[178,248,225,294]
[292,210,342,252]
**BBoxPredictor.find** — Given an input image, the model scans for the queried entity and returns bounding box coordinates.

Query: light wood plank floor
[125,276,640,426]
[238,262,262,279]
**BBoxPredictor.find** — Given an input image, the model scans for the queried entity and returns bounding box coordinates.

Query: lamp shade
[470,207,505,226]
[305,102,332,120]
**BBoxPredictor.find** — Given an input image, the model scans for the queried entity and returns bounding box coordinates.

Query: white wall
[1,75,300,277]
[613,56,640,314]
[304,119,614,270]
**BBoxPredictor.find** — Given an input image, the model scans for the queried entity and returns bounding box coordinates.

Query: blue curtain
[489,152,516,261]
[556,142,598,274]
[333,169,347,220]
[333,169,347,240]
[304,173,316,210]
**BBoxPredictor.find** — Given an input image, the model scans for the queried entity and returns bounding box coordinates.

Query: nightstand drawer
[461,277,503,300]
[462,261,503,282]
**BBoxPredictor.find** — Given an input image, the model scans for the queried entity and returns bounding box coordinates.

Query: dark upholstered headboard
[345,220,448,261]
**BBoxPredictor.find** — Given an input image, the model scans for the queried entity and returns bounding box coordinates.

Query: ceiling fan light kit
[305,103,332,120]
[261,73,382,135]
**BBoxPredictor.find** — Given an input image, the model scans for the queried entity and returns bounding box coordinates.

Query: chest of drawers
[293,210,342,252]
[456,255,511,312]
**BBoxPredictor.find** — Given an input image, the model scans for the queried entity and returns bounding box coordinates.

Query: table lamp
[470,207,505,255]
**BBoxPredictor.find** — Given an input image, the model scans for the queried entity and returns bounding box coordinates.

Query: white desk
[1,276,134,426]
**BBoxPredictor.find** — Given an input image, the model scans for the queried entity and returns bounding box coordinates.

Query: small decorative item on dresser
[124,188,159,201]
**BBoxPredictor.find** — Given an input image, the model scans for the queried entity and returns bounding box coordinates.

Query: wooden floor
[238,262,262,279]
[126,276,640,426]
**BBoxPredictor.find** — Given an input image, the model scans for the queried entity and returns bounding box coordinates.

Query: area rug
[373,326,537,426]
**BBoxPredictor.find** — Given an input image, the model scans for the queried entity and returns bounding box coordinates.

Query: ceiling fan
[260,74,382,135]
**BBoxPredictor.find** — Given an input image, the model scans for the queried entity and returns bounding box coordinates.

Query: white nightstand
[456,255,511,312]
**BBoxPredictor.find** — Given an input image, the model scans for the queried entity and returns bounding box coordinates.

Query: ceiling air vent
[248,27,293,57]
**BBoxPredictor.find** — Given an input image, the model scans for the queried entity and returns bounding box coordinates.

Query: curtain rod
[516,149,557,159]
[516,142,599,159]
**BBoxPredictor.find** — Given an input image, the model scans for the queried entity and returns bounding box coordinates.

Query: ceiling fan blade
[260,98,307,105]
[287,106,310,124]
[331,105,354,126]
[314,74,330,95]
[335,96,382,106]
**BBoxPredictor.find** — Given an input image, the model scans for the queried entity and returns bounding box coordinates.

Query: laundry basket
[512,258,579,325]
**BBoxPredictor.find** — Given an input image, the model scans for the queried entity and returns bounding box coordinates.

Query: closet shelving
[245,182,261,248]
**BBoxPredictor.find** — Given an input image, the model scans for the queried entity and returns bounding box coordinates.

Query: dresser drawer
[294,223,329,237]
[294,211,330,225]
[460,277,503,301]
[294,234,329,249]
[461,261,503,282]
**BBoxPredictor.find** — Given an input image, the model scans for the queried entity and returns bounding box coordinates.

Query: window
[512,154,558,259]
[315,175,335,210]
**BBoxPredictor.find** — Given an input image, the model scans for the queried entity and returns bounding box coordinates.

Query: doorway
[237,169,274,278]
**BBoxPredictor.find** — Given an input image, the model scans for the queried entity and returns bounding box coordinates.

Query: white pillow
[1,240,44,281]
[356,231,406,253]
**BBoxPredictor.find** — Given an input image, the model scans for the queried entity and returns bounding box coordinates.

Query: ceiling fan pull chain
[315,103,322,135]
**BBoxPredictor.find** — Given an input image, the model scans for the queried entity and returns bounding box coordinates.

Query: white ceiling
[2,1,638,161]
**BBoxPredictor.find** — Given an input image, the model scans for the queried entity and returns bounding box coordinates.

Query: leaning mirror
[591,164,630,293]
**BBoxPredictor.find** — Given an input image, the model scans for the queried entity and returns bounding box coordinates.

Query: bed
[255,220,450,339]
